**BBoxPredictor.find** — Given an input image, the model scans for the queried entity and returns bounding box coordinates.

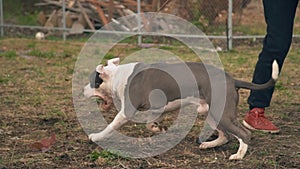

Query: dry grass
[0,38,299,168]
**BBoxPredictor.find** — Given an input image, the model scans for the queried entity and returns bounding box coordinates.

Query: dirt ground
[0,38,299,169]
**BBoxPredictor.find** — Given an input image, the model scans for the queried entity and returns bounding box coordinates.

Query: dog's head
[83,58,120,110]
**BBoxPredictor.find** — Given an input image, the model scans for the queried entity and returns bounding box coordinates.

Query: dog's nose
[83,84,94,98]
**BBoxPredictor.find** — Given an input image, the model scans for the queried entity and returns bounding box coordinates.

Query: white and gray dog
[84,58,279,160]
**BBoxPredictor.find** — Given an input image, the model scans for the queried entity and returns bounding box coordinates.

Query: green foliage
[191,20,208,31]
[158,45,173,50]
[0,50,17,58]
[17,12,38,26]
[3,0,40,25]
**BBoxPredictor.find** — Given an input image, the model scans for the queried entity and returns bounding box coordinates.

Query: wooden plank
[35,0,94,16]
[77,1,95,30]
[152,0,159,11]
[88,0,108,26]
[65,11,73,28]
[37,11,47,25]
[70,21,85,34]
[122,0,152,11]
[44,10,57,27]
[86,0,110,8]
[116,9,133,30]
[68,0,76,8]
[107,0,114,22]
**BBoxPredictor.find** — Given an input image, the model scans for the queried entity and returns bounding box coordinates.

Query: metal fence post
[137,0,142,45]
[0,0,4,37]
[227,0,233,50]
[62,0,66,41]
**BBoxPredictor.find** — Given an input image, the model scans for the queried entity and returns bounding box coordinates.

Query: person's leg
[244,0,298,133]
[248,0,298,108]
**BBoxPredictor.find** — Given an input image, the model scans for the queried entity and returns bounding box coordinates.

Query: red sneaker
[242,108,280,133]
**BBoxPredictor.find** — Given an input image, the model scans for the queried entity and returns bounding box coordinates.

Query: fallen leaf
[31,133,56,152]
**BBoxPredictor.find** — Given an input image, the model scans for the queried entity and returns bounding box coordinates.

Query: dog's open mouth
[92,95,112,110]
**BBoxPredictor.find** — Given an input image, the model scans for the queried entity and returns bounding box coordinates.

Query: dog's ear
[96,65,109,80]
[107,58,120,66]
[96,65,104,73]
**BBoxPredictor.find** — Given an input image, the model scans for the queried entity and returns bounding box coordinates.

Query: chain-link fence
[1,0,300,49]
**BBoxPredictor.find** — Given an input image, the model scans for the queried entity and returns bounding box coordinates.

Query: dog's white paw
[197,104,209,114]
[199,142,213,149]
[89,133,104,142]
[146,122,167,133]
[229,153,243,160]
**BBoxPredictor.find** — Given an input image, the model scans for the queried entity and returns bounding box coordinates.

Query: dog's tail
[235,60,279,90]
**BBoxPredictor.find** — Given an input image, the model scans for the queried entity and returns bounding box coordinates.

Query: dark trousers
[248,0,299,109]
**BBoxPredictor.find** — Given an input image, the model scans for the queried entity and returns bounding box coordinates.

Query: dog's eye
[94,82,101,88]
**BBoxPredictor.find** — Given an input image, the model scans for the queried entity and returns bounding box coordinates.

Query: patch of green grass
[52,110,67,119]
[66,35,91,42]
[27,50,56,58]
[54,120,67,129]
[0,156,3,165]
[30,95,43,107]
[204,25,227,35]
[142,36,155,43]
[88,150,129,162]
[236,57,248,65]
[258,150,270,157]
[88,151,103,162]
[119,36,137,44]
[233,25,266,36]
[0,50,17,58]
[288,53,300,63]
[230,142,240,150]
[158,45,173,50]
[62,50,72,58]
[275,81,287,90]
[192,20,209,32]
[99,53,116,64]
[104,53,115,60]
[66,67,74,75]
[0,77,9,84]
[27,42,36,48]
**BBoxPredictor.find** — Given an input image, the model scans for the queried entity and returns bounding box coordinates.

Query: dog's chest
[112,63,138,95]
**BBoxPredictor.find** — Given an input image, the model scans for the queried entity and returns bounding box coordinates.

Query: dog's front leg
[89,111,128,142]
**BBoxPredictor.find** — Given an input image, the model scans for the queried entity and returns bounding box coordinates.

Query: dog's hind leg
[89,110,128,142]
[224,119,251,160]
[229,135,249,160]
[199,129,228,149]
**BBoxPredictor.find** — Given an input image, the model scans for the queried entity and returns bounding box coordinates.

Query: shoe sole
[242,120,280,134]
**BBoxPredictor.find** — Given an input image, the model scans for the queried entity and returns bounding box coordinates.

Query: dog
[84,58,279,160]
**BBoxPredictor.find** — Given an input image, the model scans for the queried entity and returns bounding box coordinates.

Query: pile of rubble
[35,0,172,34]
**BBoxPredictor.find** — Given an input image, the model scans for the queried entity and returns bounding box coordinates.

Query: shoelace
[252,110,273,125]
